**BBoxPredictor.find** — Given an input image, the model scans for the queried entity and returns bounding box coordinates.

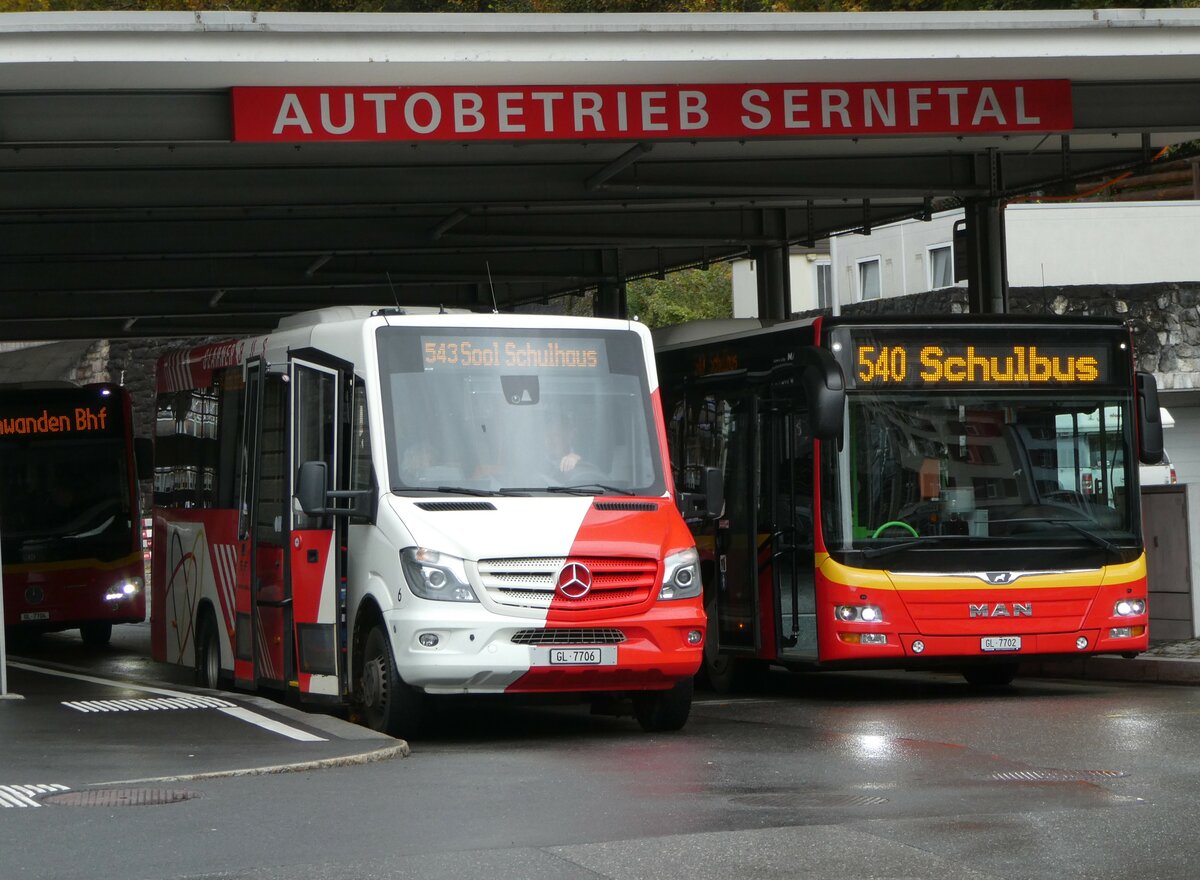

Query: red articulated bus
[0,382,149,647]
[655,315,1164,689]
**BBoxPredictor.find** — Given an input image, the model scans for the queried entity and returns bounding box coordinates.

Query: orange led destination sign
[421,336,605,371]
[0,405,110,437]
[845,339,1113,388]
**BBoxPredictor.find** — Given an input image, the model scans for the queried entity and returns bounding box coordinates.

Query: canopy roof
[1,10,1199,340]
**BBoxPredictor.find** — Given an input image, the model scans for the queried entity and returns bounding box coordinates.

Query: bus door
[713,390,762,658]
[287,353,347,699]
[234,359,289,691]
[759,383,817,660]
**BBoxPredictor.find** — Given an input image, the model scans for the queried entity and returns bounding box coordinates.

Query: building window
[858,257,881,301]
[815,261,833,309]
[928,243,953,289]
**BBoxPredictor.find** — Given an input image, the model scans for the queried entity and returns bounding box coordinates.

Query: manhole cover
[731,793,889,808]
[43,788,201,807]
[990,769,1127,782]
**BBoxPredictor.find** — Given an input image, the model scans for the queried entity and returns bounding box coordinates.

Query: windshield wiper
[1056,519,1122,555]
[861,535,951,559]
[435,485,500,497]
[991,516,1122,556]
[549,483,636,496]
[496,484,636,496]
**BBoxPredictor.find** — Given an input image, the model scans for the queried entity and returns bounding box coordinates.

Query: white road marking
[216,706,327,742]
[8,661,327,742]
[63,696,237,713]
[0,784,69,808]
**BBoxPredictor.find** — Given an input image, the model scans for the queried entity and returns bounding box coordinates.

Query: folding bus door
[761,386,817,661]
[234,360,288,691]
[714,391,762,658]
[288,355,348,700]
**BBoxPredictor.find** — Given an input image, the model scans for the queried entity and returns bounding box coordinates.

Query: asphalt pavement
[0,624,407,806]
[1,622,1196,809]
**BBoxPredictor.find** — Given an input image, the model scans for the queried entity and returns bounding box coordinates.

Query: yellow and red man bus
[151,306,706,737]
[0,382,148,647]
[655,315,1164,689]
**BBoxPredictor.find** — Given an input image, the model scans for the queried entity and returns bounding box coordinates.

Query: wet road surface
[3,629,1197,880]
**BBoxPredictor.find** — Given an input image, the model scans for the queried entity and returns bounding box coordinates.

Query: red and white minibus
[151,306,706,736]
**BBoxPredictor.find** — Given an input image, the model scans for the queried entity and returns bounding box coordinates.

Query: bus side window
[350,378,373,494]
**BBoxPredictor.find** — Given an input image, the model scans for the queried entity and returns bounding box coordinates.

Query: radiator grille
[478,556,658,612]
[511,628,627,646]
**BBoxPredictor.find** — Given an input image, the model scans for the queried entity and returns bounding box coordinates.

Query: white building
[731,246,834,317]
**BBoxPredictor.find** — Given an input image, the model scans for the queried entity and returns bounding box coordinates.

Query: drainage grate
[731,793,889,808]
[43,788,201,807]
[63,696,236,713]
[991,769,1127,782]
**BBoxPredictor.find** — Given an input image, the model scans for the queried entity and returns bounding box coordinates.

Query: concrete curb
[91,741,412,787]
[1021,654,1200,685]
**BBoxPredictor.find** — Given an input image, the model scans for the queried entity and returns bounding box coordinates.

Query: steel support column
[595,281,626,318]
[755,245,790,320]
[963,198,1008,315]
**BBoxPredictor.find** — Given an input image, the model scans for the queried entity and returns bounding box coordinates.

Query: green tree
[626,263,732,329]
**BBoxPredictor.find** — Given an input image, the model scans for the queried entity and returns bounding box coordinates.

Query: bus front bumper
[384,602,705,695]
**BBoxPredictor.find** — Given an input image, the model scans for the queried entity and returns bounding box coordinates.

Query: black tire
[5,627,40,654]
[194,611,222,690]
[632,677,694,733]
[359,625,424,739]
[962,662,1019,688]
[701,650,768,694]
[80,622,112,648]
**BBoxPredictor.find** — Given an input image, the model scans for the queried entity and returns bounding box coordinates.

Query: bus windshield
[377,326,666,496]
[822,392,1141,556]
[0,435,136,562]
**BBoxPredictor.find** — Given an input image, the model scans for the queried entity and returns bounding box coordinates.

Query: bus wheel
[632,677,693,733]
[962,663,1019,688]
[80,622,112,648]
[359,625,423,739]
[702,653,767,694]
[194,612,221,690]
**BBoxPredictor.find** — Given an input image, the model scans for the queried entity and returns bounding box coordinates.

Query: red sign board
[231,80,1072,143]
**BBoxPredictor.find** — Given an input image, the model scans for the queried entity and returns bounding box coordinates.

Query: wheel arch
[351,595,386,685]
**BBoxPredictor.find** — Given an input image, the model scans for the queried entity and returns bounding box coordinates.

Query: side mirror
[1136,371,1164,465]
[297,460,329,515]
[702,465,723,518]
[134,437,154,482]
[677,465,724,520]
[799,346,845,443]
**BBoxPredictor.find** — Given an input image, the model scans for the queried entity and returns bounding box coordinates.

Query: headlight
[1114,598,1146,617]
[105,577,143,602]
[659,547,702,600]
[834,605,884,623]
[400,548,479,603]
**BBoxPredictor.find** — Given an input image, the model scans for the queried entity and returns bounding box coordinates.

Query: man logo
[985,571,1016,584]
[556,562,593,600]
[969,603,1033,618]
